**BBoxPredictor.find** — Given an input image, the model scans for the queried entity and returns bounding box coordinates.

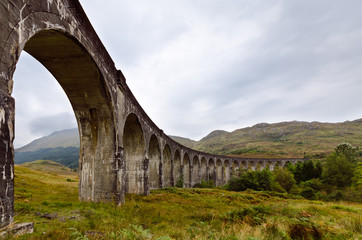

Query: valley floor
[8,165,362,239]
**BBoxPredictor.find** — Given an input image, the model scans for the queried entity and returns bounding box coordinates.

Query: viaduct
[0,0,305,228]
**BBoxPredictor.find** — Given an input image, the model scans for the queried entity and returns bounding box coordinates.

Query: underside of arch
[123,114,145,194]
[22,30,116,202]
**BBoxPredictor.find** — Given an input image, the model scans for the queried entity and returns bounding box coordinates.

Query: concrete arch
[163,144,172,187]
[275,161,282,169]
[208,158,215,183]
[241,160,247,169]
[148,134,161,189]
[24,29,118,202]
[266,161,273,170]
[256,161,264,171]
[232,160,240,176]
[284,160,292,168]
[123,113,145,194]
[216,159,223,186]
[224,160,231,183]
[249,161,255,171]
[173,149,181,186]
[192,155,200,186]
[183,153,191,188]
[200,157,208,181]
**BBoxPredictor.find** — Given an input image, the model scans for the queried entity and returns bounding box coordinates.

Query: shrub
[300,187,316,200]
[226,169,272,192]
[288,222,323,240]
[175,174,184,188]
[193,180,215,188]
[223,205,270,226]
[273,168,296,193]
[264,223,289,240]
[300,179,322,192]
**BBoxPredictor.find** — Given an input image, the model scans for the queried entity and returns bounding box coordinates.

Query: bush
[175,174,184,188]
[288,222,323,240]
[273,168,296,193]
[332,190,345,201]
[300,179,322,192]
[226,169,272,192]
[270,182,286,193]
[193,180,215,188]
[300,187,316,200]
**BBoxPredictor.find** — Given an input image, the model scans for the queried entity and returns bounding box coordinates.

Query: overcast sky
[13,0,362,148]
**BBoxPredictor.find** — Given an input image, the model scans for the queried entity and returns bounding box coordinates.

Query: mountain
[16,128,79,152]
[14,119,362,169]
[15,129,80,169]
[190,119,362,158]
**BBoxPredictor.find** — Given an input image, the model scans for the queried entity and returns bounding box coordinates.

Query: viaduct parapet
[0,0,305,228]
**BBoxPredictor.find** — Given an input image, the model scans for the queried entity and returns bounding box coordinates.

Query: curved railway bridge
[0,0,305,227]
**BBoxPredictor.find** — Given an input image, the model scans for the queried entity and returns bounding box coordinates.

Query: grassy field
[8,163,362,239]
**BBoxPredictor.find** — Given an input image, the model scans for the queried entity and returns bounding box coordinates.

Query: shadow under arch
[15,29,117,203]
[162,144,172,187]
[148,134,160,190]
[123,113,145,195]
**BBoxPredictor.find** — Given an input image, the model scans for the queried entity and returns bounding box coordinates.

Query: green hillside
[169,135,197,148]
[15,147,79,169]
[16,128,79,152]
[189,119,362,158]
[19,160,77,176]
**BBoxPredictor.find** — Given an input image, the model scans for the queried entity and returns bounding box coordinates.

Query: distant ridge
[190,119,362,158]
[16,128,79,152]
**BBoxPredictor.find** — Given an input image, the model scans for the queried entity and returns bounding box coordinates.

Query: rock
[0,222,34,238]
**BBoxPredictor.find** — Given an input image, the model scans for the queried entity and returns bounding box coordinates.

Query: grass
[8,165,362,239]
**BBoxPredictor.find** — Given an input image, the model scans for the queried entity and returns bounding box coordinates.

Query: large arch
[173,149,182,186]
[192,155,200,186]
[123,114,145,194]
[148,135,160,189]
[0,0,123,227]
[183,153,191,188]
[200,157,208,181]
[24,30,117,201]
[163,144,172,187]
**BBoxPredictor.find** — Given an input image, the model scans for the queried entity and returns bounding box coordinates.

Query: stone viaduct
[0,0,305,227]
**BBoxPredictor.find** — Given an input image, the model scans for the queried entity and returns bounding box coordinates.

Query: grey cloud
[28,113,77,136]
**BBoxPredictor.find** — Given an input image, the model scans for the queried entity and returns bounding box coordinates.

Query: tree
[322,152,354,188]
[335,142,359,164]
[273,168,296,193]
[294,162,303,184]
[227,169,273,192]
[301,160,315,182]
[314,161,322,179]
[352,162,362,187]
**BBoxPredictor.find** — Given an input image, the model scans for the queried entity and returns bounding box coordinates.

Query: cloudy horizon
[13,0,362,148]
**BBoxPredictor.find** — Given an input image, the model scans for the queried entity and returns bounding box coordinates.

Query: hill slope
[191,119,362,158]
[16,128,79,152]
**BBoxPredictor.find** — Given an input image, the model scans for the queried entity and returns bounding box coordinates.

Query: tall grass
[11,166,362,239]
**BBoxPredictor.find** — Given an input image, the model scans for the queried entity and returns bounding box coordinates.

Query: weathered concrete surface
[0,0,306,228]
